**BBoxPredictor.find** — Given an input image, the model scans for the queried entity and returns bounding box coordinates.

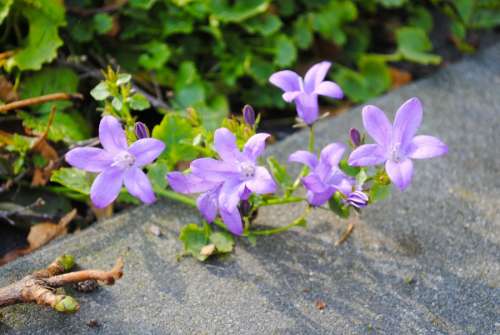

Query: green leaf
[116,73,132,86]
[90,82,111,101]
[370,183,391,202]
[129,0,157,10]
[328,192,350,218]
[174,61,205,107]
[376,0,407,8]
[6,0,66,71]
[310,1,357,46]
[274,34,297,67]
[138,41,171,70]
[408,6,433,33]
[396,27,442,65]
[355,169,368,187]
[148,160,169,191]
[209,231,234,253]
[179,223,210,261]
[51,168,92,195]
[339,159,360,177]
[112,96,123,111]
[293,16,313,50]
[152,113,198,169]
[128,94,150,111]
[93,13,113,34]
[21,67,79,114]
[0,0,13,25]
[211,0,269,23]
[243,14,282,36]
[197,95,229,131]
[19,111,91,143]
[267,156,292,189]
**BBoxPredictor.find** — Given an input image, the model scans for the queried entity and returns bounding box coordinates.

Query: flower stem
[156,189,196,208]
[259,196,305,207]
[247,206,310,236]
[308,124,315,152]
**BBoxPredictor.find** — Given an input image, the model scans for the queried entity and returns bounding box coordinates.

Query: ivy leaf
[128,93,150,111]
[152,114,198,169]
[19,111,90,143]
[243,14,282,36]
[274,34,296,67]
[179,223,210,261]
[138,41,171,70]
[6,0,66,71]
[209,231,234,253]
[211,0,269,23]
[376,0,407,8]
[50,168,92,195]
[21,67,79,114]
[396,27,442,65]
[310,1,357,46]
[147,160,169,191]
[267,156,292,189]
[90,82,111,101]
[370,183,391,202]
[93,13,113,34]
[293,15,313,50]
[0,0,13,25]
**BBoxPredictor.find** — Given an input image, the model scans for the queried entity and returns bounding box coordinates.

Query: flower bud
[134,121,150,139]
[349,128,361,147]
[346,190,369,208]
[242,104,255,126]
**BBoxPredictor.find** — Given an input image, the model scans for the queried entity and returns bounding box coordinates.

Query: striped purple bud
[242,104,255,126]
[346,190,369,208]
[134,121,150,139]
[349,128,361,147]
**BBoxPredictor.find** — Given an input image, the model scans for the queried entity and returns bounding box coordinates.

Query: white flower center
[239,161,256,179]
[390,142,402,162]
[112,151,135,169]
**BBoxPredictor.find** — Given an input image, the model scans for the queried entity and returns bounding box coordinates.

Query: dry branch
[0,92,83,113]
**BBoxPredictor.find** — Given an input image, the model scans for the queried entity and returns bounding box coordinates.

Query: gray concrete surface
[0,43,499,334]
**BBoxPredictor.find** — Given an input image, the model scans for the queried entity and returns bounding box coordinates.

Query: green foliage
[179,223,234,261]
[152,113,199,169]
[5,0,66,71]
[267,156,292,190]
[328,191,350,219]
[50,168,92,195]
[396,27,442,65]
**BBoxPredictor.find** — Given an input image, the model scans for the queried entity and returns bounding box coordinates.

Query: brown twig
[0,93,83,113]
[0,255,124,313]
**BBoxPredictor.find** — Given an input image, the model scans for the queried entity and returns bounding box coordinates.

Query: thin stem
[308,124,315,152]
[259,196,305,207]
[248,206,310,236]
[156,189,196,207]
[0,93,83,113]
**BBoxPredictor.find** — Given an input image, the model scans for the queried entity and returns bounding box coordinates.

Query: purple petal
[269,70,302,92]
[295,93,319,125]
[335,177,354,195]
[90,168,124,208]
[385,158,413,191]
[302,173,329,193]
[220,207,243,236]
[190,158,238,182]
[307,188,335,206]
[243,133,270,161]
[197,188,219,222]
[348,144,386,166]
[167,172,220,194]
[362,105,392,147]
[304,61,331,93]
[314,81,343,99]
[288,150,318,169]
[320,143,346,168]
[124,167,156,204]
[99,116,128,154]
[408,135,448,159]
[128,138,165,167]
[283,91,302,102]
[393,97,422,148]
[218,179,245,211]
[245,167,277,194]
[214,128,240,162]
[65,147,113,172]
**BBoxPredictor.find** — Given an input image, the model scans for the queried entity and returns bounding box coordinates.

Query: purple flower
[349,128,361,147]
[134,121,150,139]
[289,143,351,206]
[269,61,343,125]
[348,98,448,191]
[242,104,255,126]
[167,128,277,235]
[66,116,165,208]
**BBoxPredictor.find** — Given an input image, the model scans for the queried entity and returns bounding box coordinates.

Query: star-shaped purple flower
[167,128,277,235]
[348,97,448,191]
[269,61,343,125]
[289,143,351,206]
[65,116,165,208]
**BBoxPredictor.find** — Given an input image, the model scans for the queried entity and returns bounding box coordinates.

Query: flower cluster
[64,61,447,258]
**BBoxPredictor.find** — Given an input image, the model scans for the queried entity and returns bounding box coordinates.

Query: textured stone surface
[1,44,499,335]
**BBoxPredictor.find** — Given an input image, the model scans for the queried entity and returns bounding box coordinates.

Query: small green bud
[54,296,80,313]
[57,254,75,272]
